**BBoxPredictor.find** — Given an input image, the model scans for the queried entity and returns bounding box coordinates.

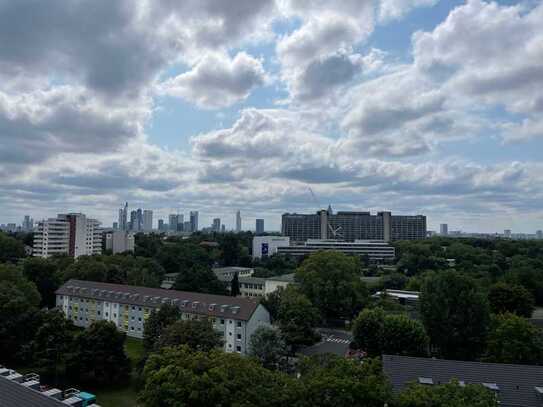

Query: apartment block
[282,210,426,242]
[56,280,270,355]
[104,230,134,254]
[33,213,101,258]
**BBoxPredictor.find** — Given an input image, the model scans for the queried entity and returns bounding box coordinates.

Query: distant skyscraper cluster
[117,203,153,232]
[155,210,198,233]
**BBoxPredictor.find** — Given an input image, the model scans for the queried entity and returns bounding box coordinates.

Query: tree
[143,303,180,352]
[260,287,283,322]
[22,257,62,308]
[63,257,107,282]
[293,355,392,407]
[156,242,213,274]
[31,309,75,375]
[156,319,222,352]
[139,346,291,407]
[0,264,41,363]
[420,272,490,360]
[230,272,240,296]
[488,282,535,318]
[296,251,369,319]
[352,308,428,357]
[0,232,25,262]
[483,313,543,365]
[173,265,227,295]
[66,320,130,385]
[249,326,288,370]
[396,380,498,407]
[219,233,243,266]
[277,287,320,349]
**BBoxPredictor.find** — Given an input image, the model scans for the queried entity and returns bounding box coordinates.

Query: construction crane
[306,187,343,239]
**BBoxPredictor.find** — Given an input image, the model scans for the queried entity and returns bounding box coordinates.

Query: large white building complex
[33,213,102,258]
[252,236,395,262]
[56,280,270,354]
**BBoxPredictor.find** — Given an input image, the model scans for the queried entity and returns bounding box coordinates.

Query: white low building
[252,236,290,258]
[56,279,270,355]
[277,239,395,262]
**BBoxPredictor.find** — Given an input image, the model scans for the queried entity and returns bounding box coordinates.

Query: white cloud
[159,52,267,109]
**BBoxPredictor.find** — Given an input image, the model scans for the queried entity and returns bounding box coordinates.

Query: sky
[1,0,542,233]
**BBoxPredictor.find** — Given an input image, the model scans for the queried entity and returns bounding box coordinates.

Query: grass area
[125,336,145,363]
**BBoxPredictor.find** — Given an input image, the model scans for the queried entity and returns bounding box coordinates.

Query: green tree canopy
[395,380,498,407]
[277,287,320,349]
[248,326,288,370]
[173,264,227,295]
[143,303,180,352]
[156,318,222,352]
[230,272,240,296]
[66,320,130,385]
[296,251,369,319]
[0,264,41,363]
[31,309,76,374]
[293,355,392,407]
[0,232,25,262]
[420,272,490,360]
[139,346,291,407]
[488,282,535,318]
[483,313,543,365]
[22,257,62,308]
[352,308,428,357]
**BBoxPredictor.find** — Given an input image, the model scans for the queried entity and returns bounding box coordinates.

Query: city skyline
[1,1,543,233]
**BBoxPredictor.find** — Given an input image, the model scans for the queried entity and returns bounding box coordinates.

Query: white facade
[104,230,135,254]
[56,280,270,354]
[277,239,395,262]
[252,236,291,259]
[33,213,102,258]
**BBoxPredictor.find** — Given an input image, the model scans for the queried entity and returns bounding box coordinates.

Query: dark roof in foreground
[0,375,65,407]
[383,354,543,407]
[56,279,261,321]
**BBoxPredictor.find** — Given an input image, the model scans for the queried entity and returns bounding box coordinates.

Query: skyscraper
[118,202,128,231]
[143,210,153,231]
[169,214,178,231]
[537,230,543,239]
[22,215,33,231]
[236,210,241,233]
[190,211,199,232]
[256,219,264,234]
[158,219,165,231]
[213,218,221,232]
[440,224,448,235]
[130,210,138,231]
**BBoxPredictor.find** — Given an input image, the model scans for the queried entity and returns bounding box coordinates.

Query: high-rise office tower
[190,211,199,232]
[256,219,264,234]
[113,222,119,230]
[504,229,512,238]
[143,210,153,231]
[221,224,226,233]
[158,219,165,231]
[168,214,178,231]
[236,210,241,233]
[22,215,34,231]
[440,224,448,235]
[183,221,191,232]
[33,213,102,258]
[213,218,221,232]
[537,230,543,240]
[130,210,138,231]
[118,202,128,231]
[136,209,143,231]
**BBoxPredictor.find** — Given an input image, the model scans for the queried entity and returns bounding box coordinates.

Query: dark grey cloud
[298,54,361,100]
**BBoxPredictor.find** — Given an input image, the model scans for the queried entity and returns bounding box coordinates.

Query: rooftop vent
[181,300,189,307]
[220,305,228,312]
[209,303,217,311]
[192,301,199,309]
[231,306,240,315]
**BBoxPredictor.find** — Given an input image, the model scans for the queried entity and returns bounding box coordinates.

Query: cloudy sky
[1,0,542,233]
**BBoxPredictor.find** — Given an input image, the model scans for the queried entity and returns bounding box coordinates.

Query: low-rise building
[383,354,543,407]
[213,267,254,281]
[276,239,395,262]
[252,236,290,259]
[219,273,296,298]
[55,279,270,354]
